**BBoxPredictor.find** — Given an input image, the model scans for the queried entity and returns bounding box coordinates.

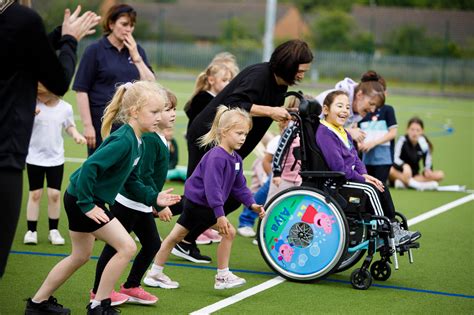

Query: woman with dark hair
[73,3,155,156]
[172,39,313,263]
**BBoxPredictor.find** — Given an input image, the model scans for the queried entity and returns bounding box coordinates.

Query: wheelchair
[257,91,420,290]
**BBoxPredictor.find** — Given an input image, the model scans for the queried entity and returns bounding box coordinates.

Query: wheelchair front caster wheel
[350,268,373,290]
[370,260,391,281]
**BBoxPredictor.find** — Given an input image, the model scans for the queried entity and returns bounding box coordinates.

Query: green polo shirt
[67,124,158,213]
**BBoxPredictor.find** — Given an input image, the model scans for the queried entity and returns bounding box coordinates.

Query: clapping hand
[62,5,101,41]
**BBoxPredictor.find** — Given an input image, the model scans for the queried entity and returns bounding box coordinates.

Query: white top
[266,135,281,155]
[26,99,75,167]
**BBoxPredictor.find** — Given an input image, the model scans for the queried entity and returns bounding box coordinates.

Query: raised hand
[62,5,101,41]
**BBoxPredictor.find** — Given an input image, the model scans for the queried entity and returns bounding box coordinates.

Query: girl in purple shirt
[145,106,265,290]
[316,90,420,246]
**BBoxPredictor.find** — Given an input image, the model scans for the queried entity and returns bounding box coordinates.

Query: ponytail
[198,105,229,148]
[101,85,127,138]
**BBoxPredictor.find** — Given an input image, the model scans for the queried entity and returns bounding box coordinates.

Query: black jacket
[0,2,77,170]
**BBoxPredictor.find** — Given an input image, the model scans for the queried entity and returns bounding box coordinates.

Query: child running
[316,90,421,246]
[25,81,180,315]
[24,83,86,246]
[145,106,265,290]
[89,89,180,307]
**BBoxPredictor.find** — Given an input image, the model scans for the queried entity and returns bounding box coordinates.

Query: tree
[312,10,375,53]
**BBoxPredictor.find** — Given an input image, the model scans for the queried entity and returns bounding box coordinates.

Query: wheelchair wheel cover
[258,187,348,281]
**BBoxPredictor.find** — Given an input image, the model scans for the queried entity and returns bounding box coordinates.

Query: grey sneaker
[391,222,410,246]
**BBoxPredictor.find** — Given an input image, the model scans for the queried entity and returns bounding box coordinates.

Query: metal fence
[78,40,474,86]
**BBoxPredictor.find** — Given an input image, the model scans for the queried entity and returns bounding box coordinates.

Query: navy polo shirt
[73,36,153,109]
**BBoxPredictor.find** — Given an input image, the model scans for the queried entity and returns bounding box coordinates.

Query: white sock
[408,178,423,190]
[217,268,230,277]
[31,298,44,304]
[90,300,101,309]
[150,263,164,275]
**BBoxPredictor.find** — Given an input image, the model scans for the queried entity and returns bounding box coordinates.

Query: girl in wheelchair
[316,90,421,246]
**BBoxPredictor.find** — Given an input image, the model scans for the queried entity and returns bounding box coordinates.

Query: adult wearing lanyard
[73,4,155,156]
[173,39,314,263]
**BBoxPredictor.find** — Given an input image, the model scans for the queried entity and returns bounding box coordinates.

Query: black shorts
[64,190,114,233]
[26,163,64,191]
[177,198,217,231]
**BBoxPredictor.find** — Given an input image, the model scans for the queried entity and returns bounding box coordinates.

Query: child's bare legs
[389,164,413,186]
[26,189,42,222]
[212,222,236,270]
[47,188,61,220]
[32,231,95,302]
[155,224,189,267]
[414,170,445,182]
[92,219,137,302]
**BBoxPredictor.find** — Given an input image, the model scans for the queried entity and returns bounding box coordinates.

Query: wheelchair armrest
[300,171,346,178]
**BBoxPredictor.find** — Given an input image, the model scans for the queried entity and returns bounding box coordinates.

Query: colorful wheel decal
[260,189,346,279]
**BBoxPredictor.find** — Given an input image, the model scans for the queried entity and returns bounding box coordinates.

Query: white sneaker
[214,272,246,290]
[143,271,179,289]
[252,239,258,246]
[48,229,65,245]
[237,226,256,238]
[394,179,406,189]
[24,230,37,244]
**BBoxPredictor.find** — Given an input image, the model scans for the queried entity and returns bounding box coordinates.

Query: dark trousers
[0,168,22,278]
[88,107,105,157]
[366,165,392,185]
[93,202,161,291]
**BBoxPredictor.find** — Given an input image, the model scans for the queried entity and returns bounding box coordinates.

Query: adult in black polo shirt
[177,40,313,261]
[0,0,99,278]
[73,4,155,156]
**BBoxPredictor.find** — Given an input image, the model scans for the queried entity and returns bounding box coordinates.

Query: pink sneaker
[196,232,213,245]
[203,229,222,243]
[119,284,158,305]
[89,290,128,306]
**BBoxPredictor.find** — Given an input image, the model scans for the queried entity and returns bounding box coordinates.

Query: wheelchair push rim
[258,187,349,281]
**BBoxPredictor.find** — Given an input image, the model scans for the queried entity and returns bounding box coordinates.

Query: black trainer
[87,298,120,315]
[25,296,70,315]
[171,241,212,263]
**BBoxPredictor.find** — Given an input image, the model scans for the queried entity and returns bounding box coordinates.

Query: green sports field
[1,79,473,314]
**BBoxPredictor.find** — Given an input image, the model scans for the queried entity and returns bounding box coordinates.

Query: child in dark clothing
[145,106,265,290]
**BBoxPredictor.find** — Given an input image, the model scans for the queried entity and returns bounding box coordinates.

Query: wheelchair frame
[257,91,420,290]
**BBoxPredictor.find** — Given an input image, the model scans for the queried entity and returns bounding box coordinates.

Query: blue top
[184,146,255,218]
[358,104,397,165]
[316,123,367,183]
[72,36,153,108]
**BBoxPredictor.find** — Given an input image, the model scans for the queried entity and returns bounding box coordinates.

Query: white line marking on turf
[407,193,474,226]
[189,277,286,315]
[190,194,474,314]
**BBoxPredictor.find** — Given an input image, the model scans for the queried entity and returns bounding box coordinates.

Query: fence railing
[78,40,474,86]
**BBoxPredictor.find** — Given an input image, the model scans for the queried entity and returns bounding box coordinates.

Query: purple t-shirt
[316,123,367,182]
[184,146,255,218]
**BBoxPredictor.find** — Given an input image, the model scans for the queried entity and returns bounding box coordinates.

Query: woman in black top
[175,40,313,262]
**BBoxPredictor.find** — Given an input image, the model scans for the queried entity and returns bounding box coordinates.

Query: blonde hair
[184,63,231,112]
[37,83,60,102]
[101,81,167,138]
[199,105,252,148]
[210,52,240,78]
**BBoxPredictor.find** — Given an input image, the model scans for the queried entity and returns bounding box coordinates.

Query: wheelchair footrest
[399,242,420,252]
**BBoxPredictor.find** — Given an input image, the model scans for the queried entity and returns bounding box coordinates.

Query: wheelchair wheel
[370,260,391,281]
[257,186,349,282]
[336,221,367,272]
[350,268,373,290]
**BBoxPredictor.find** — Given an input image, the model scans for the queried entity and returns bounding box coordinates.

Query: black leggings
[93,202,161,291]
[0,168,23,278]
